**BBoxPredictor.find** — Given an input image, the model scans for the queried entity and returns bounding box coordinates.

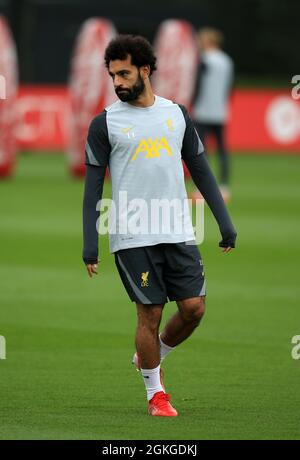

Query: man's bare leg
[160,296,206,348]
[135,303,164,369]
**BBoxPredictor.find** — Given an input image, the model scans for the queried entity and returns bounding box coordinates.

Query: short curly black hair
[104,34,157,75]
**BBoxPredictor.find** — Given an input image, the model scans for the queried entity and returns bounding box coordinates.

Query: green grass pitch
[0,151,299,440]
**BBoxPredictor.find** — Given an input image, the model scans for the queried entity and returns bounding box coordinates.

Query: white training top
[85,95,204,253]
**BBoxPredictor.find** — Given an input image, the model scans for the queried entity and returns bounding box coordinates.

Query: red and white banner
[0,15,18,177]
[227,90,300,152]
[152,19,199,111]
[68,18,116,176]
[15,85,70,150]
[14,87,300,153]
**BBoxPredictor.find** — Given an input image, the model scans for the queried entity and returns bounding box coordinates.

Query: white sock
[141,364,165,401]
[159,334,176,363]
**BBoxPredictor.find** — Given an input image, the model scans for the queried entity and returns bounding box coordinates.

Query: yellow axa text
[131,137,173,161]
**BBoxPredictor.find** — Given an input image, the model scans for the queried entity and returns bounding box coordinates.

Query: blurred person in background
[192,27,234,202]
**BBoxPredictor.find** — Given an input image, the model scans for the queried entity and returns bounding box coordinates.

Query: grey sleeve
[82,112,111,264]
[179,105,237,248]
[85,111,111,167]
[179,104,204,160]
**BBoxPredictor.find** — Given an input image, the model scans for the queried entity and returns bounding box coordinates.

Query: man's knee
[136,303,164,333]
[179,296,206,325]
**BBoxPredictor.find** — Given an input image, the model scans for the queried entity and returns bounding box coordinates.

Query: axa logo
[131,137,173,161]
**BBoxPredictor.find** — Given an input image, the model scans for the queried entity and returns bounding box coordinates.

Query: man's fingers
[222,247,232,253]
[86,264,99,277]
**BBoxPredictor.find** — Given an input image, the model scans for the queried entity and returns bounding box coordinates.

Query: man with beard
[82,35,237,417]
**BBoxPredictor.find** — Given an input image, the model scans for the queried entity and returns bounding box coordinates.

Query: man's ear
[140,65,151,80]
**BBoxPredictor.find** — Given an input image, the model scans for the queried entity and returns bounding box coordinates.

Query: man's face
[108,55,145,102]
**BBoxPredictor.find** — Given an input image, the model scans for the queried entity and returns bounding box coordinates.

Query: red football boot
[148,391,178,417]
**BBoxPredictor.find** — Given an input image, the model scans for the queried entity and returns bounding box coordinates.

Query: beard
[115,73,145,102]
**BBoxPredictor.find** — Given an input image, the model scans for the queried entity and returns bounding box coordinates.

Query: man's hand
[86,263,99,278]
[221,246,233,253]
[219,229,237,253]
